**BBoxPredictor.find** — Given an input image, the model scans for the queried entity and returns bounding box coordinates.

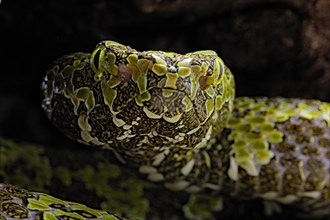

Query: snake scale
[0,40,329,219]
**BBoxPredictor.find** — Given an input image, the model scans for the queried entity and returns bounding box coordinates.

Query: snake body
[1,40,329,219]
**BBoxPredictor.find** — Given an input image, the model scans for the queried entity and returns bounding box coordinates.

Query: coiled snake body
[1,41,329,219]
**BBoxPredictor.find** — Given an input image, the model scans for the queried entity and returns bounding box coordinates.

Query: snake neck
[130,97,330,212]
[133,97,330,217]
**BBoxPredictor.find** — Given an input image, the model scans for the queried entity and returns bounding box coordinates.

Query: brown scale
[137,52,154,62]
[174,76,192,94]
[142,88,165,115]
[308,183,330,216]
[304,159,327,192]
[185,160,208,187]
[87,93,111,118]
[258,159,280,193]
[284,124,303,134]
[320,182,330,202]
[295,134,312,145]
[0,201,29,218]
[306,158,326,171]
[298,117,314,126]
[154,122,185,143]
[174,53,187,64]
[191,89,208,123]
[154,75,167,88]
[304,170,327,191]
[308,126,325,136]
[104,43,135,61]
[279,153,301,167]
[156,150,190,181]
[158,53,176,66]
[275,142,298,153]
[147,71,165,89]
[89,117,121,144]
[281,166,304,195]
[207,147,229,188]
[236,170,258,196]
[279,153,304,194]
[195,151,221,187]
[117,99,143,126]
[112,81,139,112]
[161,91,186,118]
[71,63,96,89]
[87,102,125,143]
[0,190,12,202]
[173,119,206,148]
[188,119,213,145]
[124,102,158,134]
[326,150,330,160]
[302,145,320,156]
[169,111,198,140]
[3,185,34,199]
[318,137,330,149]
[45,95,81,142]
[91,94,106,119]
[213,130,234,194]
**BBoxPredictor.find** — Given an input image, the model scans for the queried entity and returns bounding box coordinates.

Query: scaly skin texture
[215,97,330,216]
[41,41,235,189]
[1,40,329,219]
[0,183,125,220]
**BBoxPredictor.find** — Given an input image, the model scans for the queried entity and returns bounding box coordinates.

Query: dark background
[0,0,329,144]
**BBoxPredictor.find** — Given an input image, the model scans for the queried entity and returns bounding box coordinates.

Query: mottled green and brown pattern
[41,40,235,188]
[1,40,329,219]
[216,97,330,217]
[42,40,234,149]
[0,183,124,220]
[40,41,329,217]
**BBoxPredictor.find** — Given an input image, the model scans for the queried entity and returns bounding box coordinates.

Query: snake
[0,40,329,219]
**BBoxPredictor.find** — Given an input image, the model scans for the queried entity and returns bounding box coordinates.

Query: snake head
[41,40,235,165]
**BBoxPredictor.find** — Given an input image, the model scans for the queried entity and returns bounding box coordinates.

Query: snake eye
[90,47,106,76]
[93,49,101,70]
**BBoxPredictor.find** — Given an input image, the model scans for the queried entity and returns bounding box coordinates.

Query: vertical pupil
[93,50,101,70]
